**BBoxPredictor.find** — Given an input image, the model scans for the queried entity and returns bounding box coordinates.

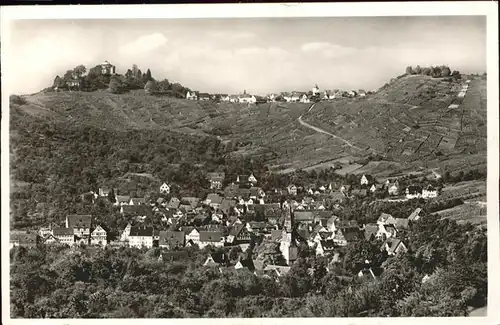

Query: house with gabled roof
[378,224,397,239]
[238,93,257,104]
[10,231,39,249]
[100,60,116,75]
[387,180,400,195]
[198,231,225,249]
[98,187,116,197]
[128,225,154,248]
[226,223,251,244]
[315,239,336,256]
[186,91,198,100]
[129,197,146,205]
[381,238,408,256]
[90,225,107,246]
[205,193,223,209]
[160,182,171,194]
[220,198,237,215]
[207,172,225,190]
[408,207,422,222]
[181,197,200,209]
[287,184,298,196]
[360,174,374,186]
[167,197,181,209]
[52,227,75,246]
[41,233,60,245]
[263,265,291,278]
[120,205,152,219]
[182,226,200,245]
[358,268,376,280]
[66,215,92,238]
[294,210,316,224]
[115,195,131,206]
[406,185,422,199]
[120,223,132,242]
[377,213,394,225]
[235,258,256,272]
[158,231,185,249]
[249,186,265,200]
[204,252,229,268]
[323,90,334,100]
[422,185,438,199]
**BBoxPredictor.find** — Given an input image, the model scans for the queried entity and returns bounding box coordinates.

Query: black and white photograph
[1,2,499,322]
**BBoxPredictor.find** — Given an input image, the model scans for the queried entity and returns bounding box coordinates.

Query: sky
[8,16,486,95]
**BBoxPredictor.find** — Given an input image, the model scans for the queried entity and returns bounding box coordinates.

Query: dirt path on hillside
[298,103,364,151]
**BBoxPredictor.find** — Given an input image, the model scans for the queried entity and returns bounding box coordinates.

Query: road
[298,103,364,151]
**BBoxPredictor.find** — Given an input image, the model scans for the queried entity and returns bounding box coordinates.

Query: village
[185,84,371,104]
[11,169,440,281]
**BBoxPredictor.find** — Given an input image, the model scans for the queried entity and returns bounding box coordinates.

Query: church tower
[280,206,298,265]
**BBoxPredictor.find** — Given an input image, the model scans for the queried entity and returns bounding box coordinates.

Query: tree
[431,66,442,78]
[405,66,414,75]
[144,80,157,94]
[422,67,431,76]
[146,69,152,81]
[108,76,123,94]
[53,76,65,89]
[414,65,422,74]
[73,65,87,78]
[440,66,451,77]
[63,70,74,83]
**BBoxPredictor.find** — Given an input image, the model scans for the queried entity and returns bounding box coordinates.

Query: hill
[11,74,487,178]
[299,75,487,178]
[9,74,487,229]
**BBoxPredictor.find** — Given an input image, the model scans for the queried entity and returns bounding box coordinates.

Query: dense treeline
[405,65,461,79]
[10,211,486,318]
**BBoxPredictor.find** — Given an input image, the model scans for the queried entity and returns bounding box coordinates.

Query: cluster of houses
[268,85,369,103]
[185,85,372,105]
[186,90,267,104]
[10,169,435,282]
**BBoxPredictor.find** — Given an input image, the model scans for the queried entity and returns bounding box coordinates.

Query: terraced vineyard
[300,75,487,177]
[12,74,486,177]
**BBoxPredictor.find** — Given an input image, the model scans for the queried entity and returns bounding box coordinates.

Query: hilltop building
[100,61,116,75]
[312,84,320,96]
